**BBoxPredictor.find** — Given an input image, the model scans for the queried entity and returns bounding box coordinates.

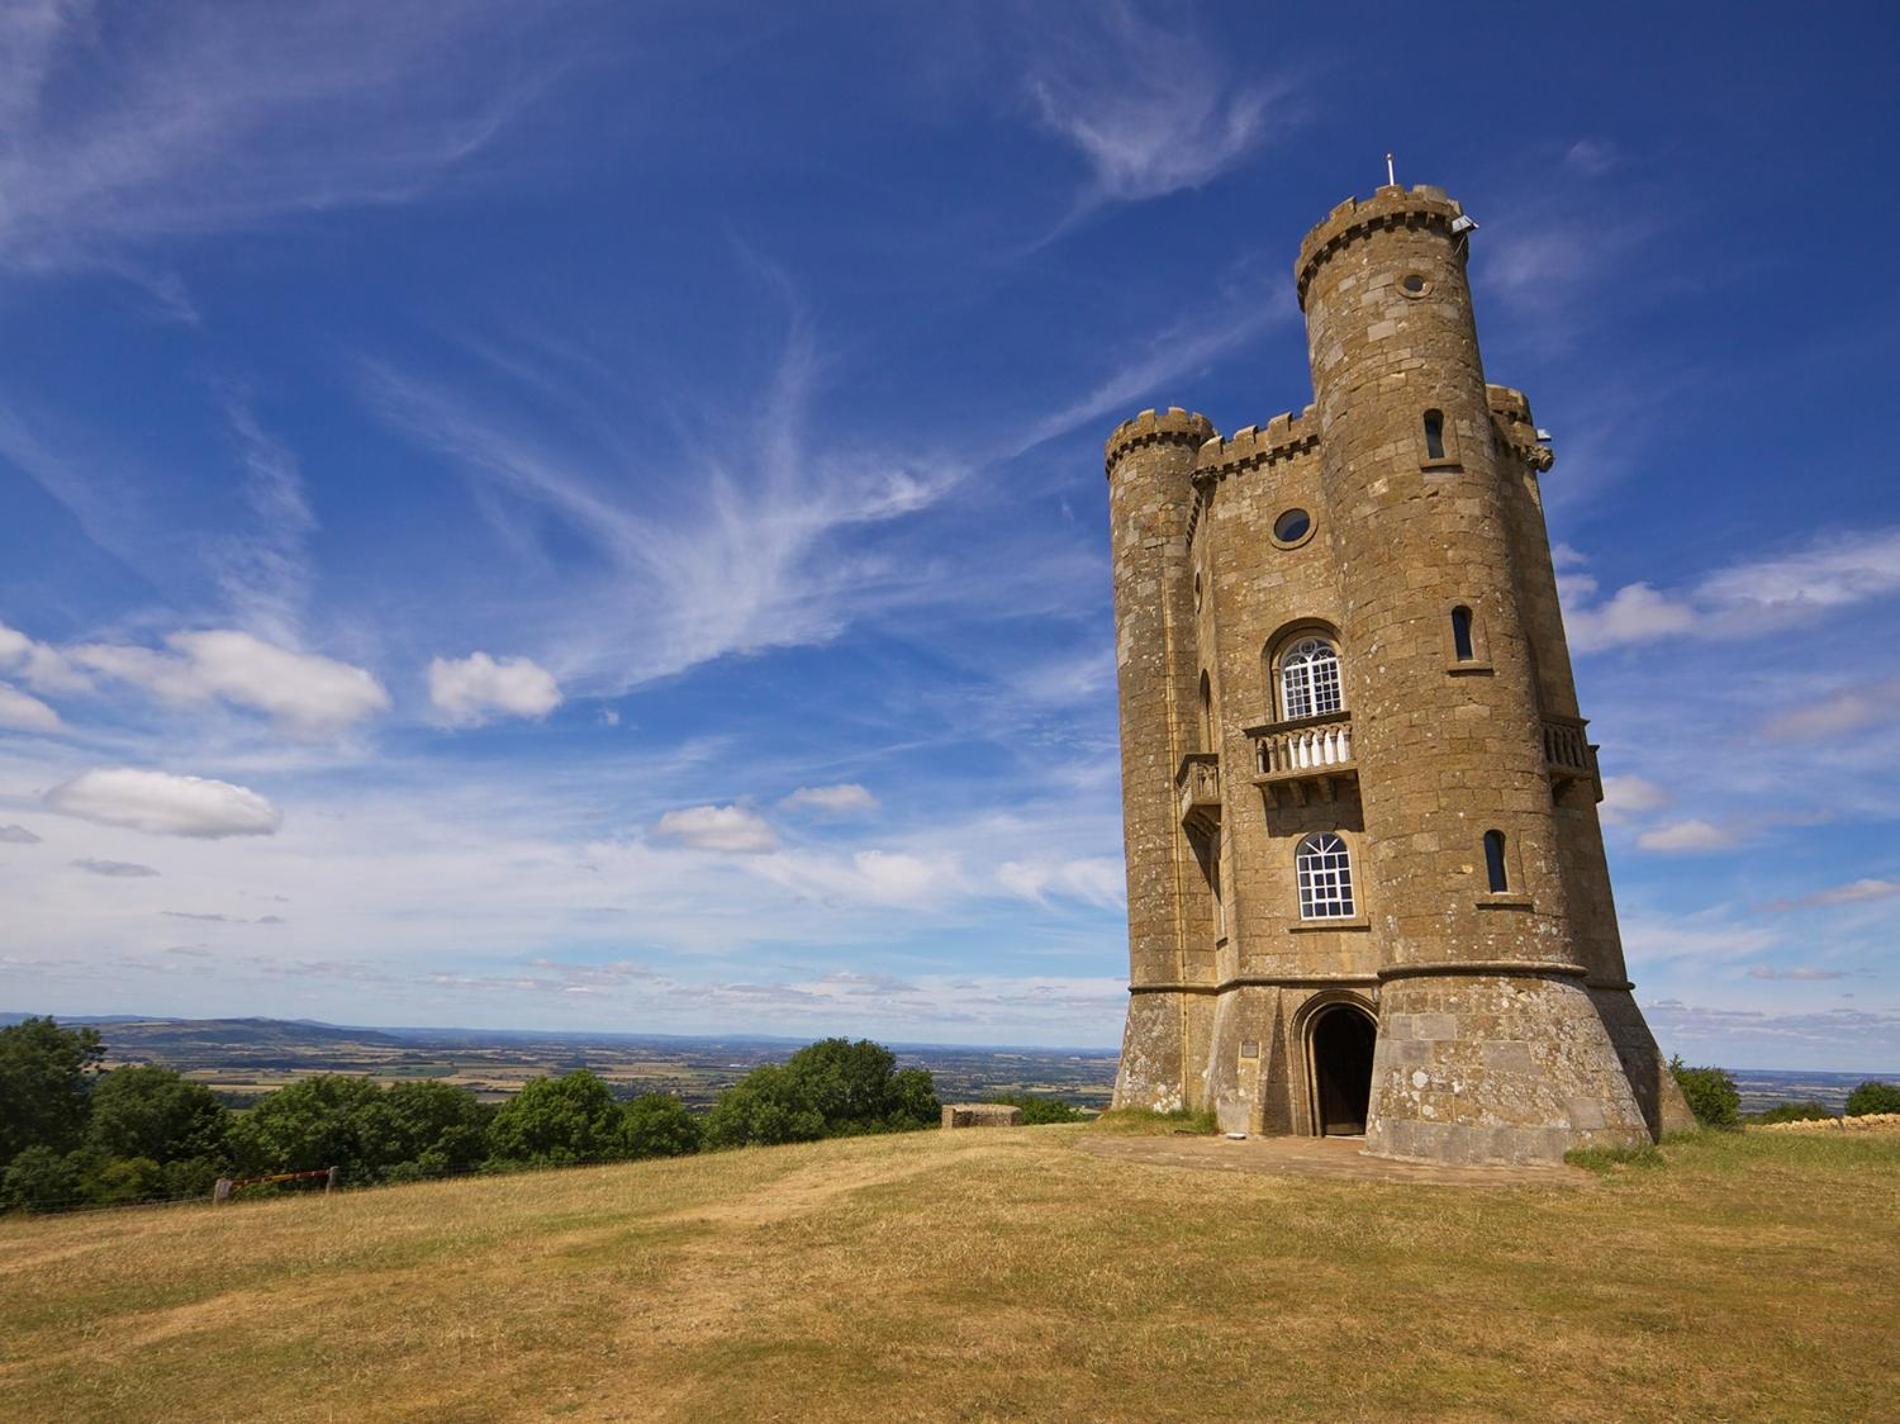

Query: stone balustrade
[1542,716,1600,797]
[1250,711,1355,778]
[1176,753,1221,831]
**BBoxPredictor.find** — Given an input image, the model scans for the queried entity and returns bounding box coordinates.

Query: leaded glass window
[1280,638,1342,721]
[1297,832,1355,920]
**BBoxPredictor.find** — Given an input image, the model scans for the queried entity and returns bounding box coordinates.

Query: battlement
[1295,184,1466,310]
[1104,407,1217,476]
[1486,385,1553,472]
[1193,405,1319,480]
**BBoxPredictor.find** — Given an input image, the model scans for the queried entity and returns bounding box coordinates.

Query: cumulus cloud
[654,804,778,854]
[1746,966,1852,982]
[1564,582,1697,652]
[1025,4,1283,203]
[427,651,562,726]
[0,619,87,694]
[0,682,61,732]
[755,848,964,908]
[0,824,43,844]
[45,768,283,838]
[73,628,389,736]
[1635,819,1738,853]
[1764,878,1900,913]
[72,857,160,878]
[1562,528,1900,654]
[998,857,1126,908]
[780,783,878,815]
[1598,775,1670,826]
[1765,678,1900,741]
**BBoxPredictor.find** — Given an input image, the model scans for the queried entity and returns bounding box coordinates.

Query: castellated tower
[1105,183,1695,1165]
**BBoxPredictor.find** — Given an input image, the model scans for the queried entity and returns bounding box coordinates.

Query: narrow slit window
[1198,671,1214,752]
[1423,409,1446,461]
[1451,605,1475,661]
[1483,830,1509,893]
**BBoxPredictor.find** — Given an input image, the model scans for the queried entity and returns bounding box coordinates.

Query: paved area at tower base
[1078,1131,1591,1187]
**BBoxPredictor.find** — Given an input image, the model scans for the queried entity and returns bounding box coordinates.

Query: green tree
[0,1017,104,1168]
[382,1080,491,1176]
[1747,1100,1834,1125]
[702,1064,826,1149]
[703,1039,940,1148]
[229,1075,397,1183]
[485,1070,625,1166]
[86,1065,231,1165]
[1844,1080,1900,1117]
[0,1145,84,1210]
[993,1093,1088,1125]
[618,1093,701,1159]
[1668,1056,1740,1129]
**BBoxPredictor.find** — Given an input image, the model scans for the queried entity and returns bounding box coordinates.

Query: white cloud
[1598,774,1670,826]
[1746,966,1851,982]
[213,397,317,644]
[781,783,878,815]
[45,767,283,839]
[1620,910,1779,965]
[0,824,43,844]
[1635,819,1738,853]
[0,619,87,694]
[428,651,563,726]
[1564,582,1696,652]
[1025,5,1283,203]
[0,1,567,275]
[71,857,160,878]
[73,629,389,736]
[1562,528,1900,654]
[1764,678,1900,742]
[998,857,1125,909]
[755,848,965,908]
[0,681,61,732]
[654,804,778,854]
[1563,139,1618,176]
[1768,878,1900,912]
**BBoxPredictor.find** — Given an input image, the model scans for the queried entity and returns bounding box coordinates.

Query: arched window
[1296,832,1356,920]
[1280,637,1342,721]
[1451,605,1475,662]
[1423,409,1447,461]
[1483,830,1509,893]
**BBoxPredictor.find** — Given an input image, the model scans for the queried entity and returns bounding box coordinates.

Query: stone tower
[1105,183,1694,1165]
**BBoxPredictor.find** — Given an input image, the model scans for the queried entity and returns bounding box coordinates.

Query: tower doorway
[1310,1005,1376,1136]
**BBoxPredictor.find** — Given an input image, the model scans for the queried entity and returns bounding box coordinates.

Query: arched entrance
[1310,1004,1376,1136]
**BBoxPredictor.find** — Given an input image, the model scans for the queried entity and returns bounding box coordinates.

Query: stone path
[1077,1131,1592,1187]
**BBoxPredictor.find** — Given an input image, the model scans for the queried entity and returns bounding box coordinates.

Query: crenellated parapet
[1487,384,1554,473]
[1104,407,1217,477]
[1192,405,1320,484]
[1294,184,1467,311]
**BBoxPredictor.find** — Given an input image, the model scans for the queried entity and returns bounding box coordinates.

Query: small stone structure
[941,1103,1024,1130]
[1104,180,1696,1166]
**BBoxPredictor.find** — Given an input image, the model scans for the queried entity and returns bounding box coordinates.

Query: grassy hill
[1,1125,1894,1422]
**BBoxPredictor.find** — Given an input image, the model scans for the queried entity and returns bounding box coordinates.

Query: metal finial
[1385,153,1396,186]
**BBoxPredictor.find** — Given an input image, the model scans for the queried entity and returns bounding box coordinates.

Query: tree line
[0,1018,961,1211]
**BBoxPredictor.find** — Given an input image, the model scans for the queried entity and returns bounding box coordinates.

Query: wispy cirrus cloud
[0,0,576,278]
[1023,2,1287,206]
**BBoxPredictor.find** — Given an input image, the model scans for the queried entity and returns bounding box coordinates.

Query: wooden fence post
[324,1166,340,1195]
[213,1178,233,1204]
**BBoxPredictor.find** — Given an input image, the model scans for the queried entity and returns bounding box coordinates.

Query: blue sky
[1,2,1896,1069]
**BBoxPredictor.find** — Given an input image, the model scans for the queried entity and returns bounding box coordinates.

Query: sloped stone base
[1112,991,1187,1112]
[1365,972,1651,1165]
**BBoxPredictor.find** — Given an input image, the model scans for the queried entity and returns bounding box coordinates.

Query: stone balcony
[1542,716,1602,799]
[1176,753,1221,833]
[1247,710,1356,806]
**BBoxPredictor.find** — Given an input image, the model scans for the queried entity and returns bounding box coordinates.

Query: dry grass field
[1,1124,1895,1423]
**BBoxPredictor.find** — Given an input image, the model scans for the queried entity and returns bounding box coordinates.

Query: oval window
[1273,508,1311,544]
[1400,272,1431,297]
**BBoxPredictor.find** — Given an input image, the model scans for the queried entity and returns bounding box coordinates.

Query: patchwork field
[1,1124,1894,1423]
